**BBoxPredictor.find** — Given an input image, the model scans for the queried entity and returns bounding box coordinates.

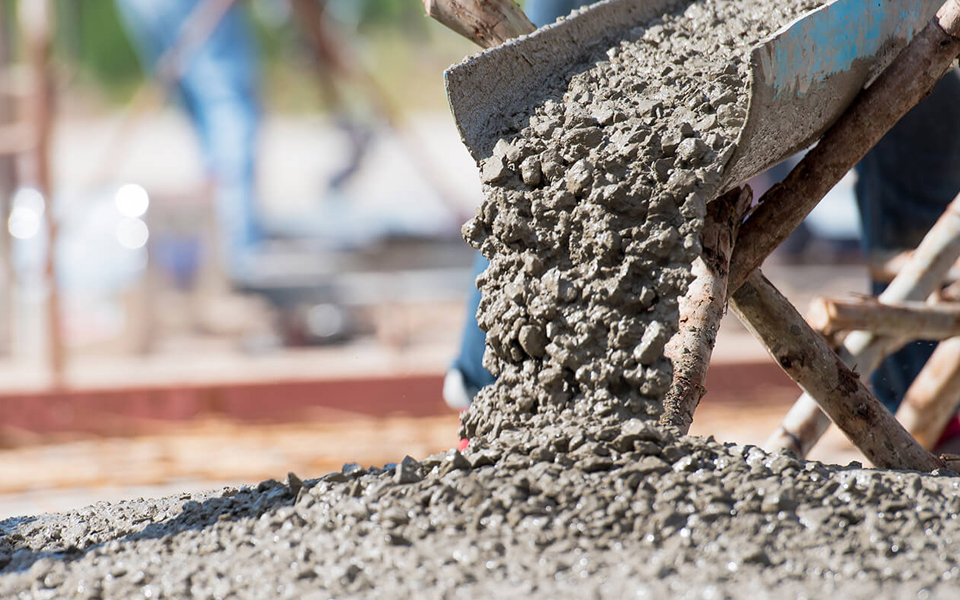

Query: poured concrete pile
[460,0,817,439]
[2,433,960,599]
[3,0,960,598]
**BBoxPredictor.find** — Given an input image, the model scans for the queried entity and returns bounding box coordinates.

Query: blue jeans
[115,0,263,281]
[451,253,497,393]
[525,0,591,25]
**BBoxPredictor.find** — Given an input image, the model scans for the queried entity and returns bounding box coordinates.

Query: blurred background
[0,0,867,517]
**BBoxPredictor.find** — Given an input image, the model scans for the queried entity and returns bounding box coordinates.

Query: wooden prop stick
[20,0,64,387]
[661,186,752,433]
[768,398,833,458]
[808,297,960,339]
[943,278,960,301]
[423,0,534,48]
[730,270,943,471]
[293,0,474,217]
[870,250,960,286]
[0,122,34,155]
[738,2,960,454]
[0,4,16,358]
[767,194,960,456]
[727,0,960,295]
[896,336,960,449]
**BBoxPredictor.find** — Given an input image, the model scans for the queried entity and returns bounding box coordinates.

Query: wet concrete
[3,0,960,598]
[460,0,823,440]
[2,434,959,599]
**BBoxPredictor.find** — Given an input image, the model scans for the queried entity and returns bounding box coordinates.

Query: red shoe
[935,414,960,453]
[456,408,470,451]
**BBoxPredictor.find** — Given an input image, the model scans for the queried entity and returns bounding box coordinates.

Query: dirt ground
[0,386,863,520]
[0,262,872,519]
[0,408,948,600]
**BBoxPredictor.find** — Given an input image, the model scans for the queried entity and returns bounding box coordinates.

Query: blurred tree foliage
[56,0,142,96]
[0,0,478,111]
[353,0,430,31]
[34,0,432,103]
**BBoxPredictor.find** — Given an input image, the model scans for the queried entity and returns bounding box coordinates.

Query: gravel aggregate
[460,0,823,441]
[2,431,960,599]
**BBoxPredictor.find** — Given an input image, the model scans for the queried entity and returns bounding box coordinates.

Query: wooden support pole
[869,200,960,304]
[768,194,960,455]
[20,0,64,388]
[808,297,960,339]
[0,4,16,358]
[766,399,833,457]
[727,0,960,295]
[423,0,535,48]
[736,2,960,455]
[291,0,474,218]
[730,270,943,471]
[869,250,960,286]
[942,278,960,301]
[289,0,346,111]
[0,122,35,155]
[896,336,960,449]
[661,186,752,433]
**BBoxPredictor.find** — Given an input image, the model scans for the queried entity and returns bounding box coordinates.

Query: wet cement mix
[4,0,960,598]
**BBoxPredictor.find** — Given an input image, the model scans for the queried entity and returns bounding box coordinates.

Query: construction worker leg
[855,70,960,412]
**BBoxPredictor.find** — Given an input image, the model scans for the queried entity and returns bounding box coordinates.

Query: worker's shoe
[442,368,478,410]
[456,408,470,451]
[935,414,960,455]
